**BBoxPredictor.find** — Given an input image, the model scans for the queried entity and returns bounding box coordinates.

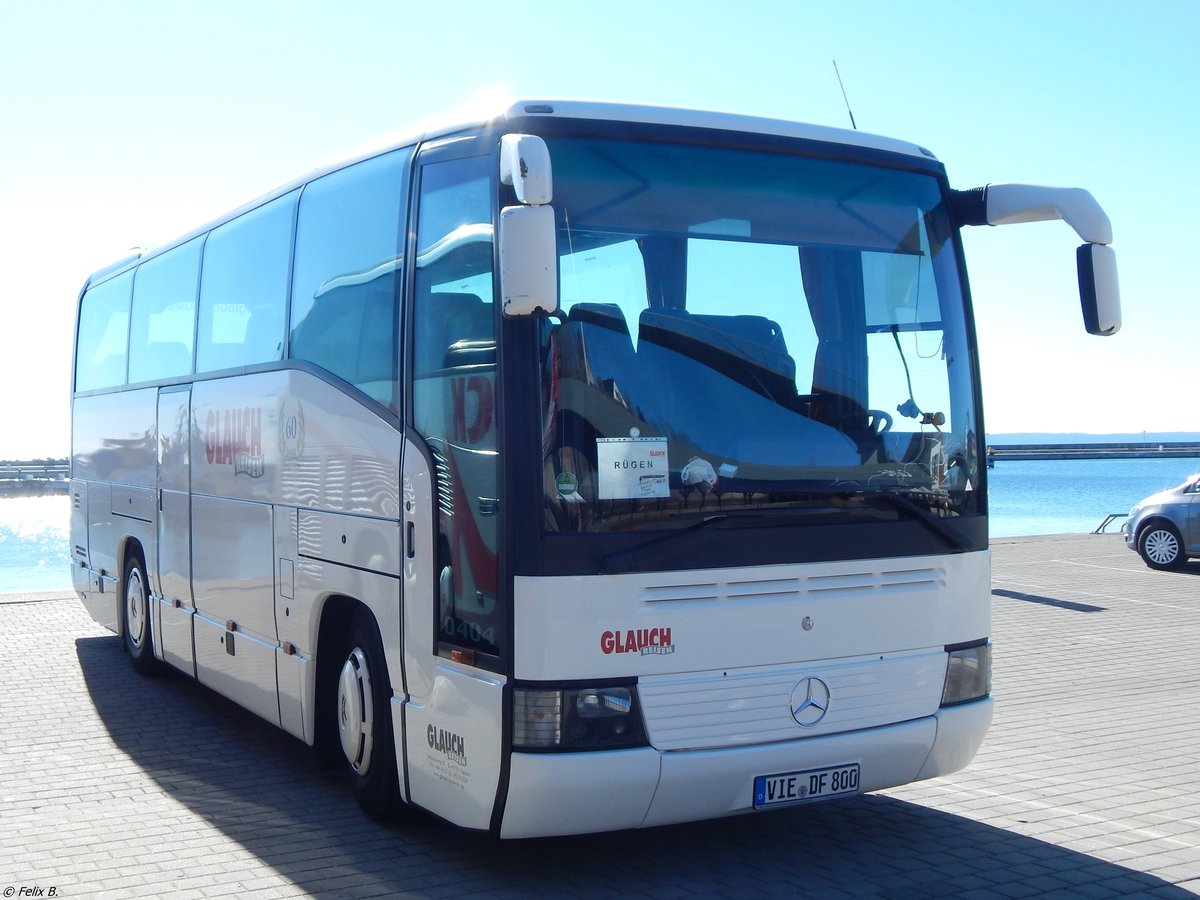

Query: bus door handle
[406,521,415,559]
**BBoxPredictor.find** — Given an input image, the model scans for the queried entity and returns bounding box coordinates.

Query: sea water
[0,495,72,592]
[986,456,1199,538]
[2,456,1198,593]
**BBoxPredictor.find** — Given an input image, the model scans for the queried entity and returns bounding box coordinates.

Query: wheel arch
[312,594,389,751]
[312,591,405,819]
[1136,514,1180,543]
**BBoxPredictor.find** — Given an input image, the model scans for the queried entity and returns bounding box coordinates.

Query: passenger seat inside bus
[637,308,800,407]
[556,302,655,421]
[414,292,494,374]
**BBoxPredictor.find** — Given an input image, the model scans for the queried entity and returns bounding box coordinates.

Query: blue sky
[2,0,1196,458]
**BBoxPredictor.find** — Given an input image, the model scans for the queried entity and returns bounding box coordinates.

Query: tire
[1138,522,1186,570]
[332,611,402,820]
[122,552,159,675]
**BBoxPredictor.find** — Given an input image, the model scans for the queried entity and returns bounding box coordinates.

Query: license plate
[753,763,860,809]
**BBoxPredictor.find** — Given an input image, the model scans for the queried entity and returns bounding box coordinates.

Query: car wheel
[1138,522,1185,570]
[333,611,402,820]
[122,552,159,675]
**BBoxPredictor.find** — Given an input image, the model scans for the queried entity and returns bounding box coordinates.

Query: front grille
[638,648,945,751]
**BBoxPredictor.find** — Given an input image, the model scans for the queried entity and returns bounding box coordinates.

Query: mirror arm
[951,183,1112,245]
[951,183,1120,337]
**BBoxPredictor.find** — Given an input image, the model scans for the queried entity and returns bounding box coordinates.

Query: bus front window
[538,137,980,546]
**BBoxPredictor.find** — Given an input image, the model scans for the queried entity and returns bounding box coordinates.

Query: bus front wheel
[333,611,402,820]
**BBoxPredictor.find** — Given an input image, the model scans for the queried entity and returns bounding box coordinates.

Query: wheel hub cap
[125,570,146,648]
[1146,530,1179,565]
[337,647,374,774]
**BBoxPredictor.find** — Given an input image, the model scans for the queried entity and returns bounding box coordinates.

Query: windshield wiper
[598,491,971,574]
[864,489,972,551]
[599,508,843,574]
[600,514,735,574]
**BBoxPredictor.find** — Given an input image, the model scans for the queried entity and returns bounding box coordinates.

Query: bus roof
[84,97,938,286]
[503,99,935,160]
[342,97,937,169]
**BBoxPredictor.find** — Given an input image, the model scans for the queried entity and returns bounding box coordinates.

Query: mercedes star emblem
[790,676,831,727]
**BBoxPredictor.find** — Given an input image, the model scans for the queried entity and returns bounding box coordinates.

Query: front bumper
[499,697,992,838]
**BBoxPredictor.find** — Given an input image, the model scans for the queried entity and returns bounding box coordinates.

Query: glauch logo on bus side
[427,724,467,766]
[600,627,675,656]
[205,407,265,478]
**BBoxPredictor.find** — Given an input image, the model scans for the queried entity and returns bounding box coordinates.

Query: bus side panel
[156,387,196,674]
[69,479,110,629]
[193,609,281,726]
[188,370,401,519]
[273,506,308,742]
[192,495,281,726]
[401,440,436,702]
[188,370,404,736]
[72,389,158,630]
[403,663,505,830]
[400,437,505,829]
[288,561,403,746]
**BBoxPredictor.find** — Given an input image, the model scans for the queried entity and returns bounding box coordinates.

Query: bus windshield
[537,136,980,536]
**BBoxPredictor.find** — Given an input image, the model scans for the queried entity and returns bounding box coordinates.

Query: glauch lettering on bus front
[600,627,675,655]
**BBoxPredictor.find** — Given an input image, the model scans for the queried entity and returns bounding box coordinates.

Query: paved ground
[1,533,1197,898]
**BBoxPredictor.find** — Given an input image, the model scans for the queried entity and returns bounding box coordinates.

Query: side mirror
[1077,243,1121,336]
[500,205,557,316]
[500,134,553,205]
[499,134,558,316]
[952,184,1121,337]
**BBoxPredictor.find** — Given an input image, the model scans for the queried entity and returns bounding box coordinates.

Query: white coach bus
[71,99,1119,837]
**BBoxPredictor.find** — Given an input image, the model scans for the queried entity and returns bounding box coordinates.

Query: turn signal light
[512,683,648,751]
[941,641,991,706]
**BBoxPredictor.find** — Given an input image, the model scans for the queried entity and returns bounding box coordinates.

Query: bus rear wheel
[122,552,159,675]
[332,611,402,820]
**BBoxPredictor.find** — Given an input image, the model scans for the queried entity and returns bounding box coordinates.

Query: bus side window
[196,191,296,374]
[411,154,501,663]
[290,147,411,408]
[76,269,134,392]
[128,237,202,384]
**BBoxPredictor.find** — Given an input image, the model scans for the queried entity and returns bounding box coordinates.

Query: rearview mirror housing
[498,134,558,316]
[499,204,558,317]
[500,134,553,205]
[1077,243,1121,336]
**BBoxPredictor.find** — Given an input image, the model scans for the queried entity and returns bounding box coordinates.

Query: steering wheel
[865,409,893,435]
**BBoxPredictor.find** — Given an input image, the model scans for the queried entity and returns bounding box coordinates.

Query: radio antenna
[832,60,858,130]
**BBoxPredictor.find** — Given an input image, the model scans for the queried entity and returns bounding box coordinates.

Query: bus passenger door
[401,146,506,830]
[156,385,195,673]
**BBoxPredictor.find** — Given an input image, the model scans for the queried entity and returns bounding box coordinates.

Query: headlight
[513,683,648,751]
[941,641,991,706]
